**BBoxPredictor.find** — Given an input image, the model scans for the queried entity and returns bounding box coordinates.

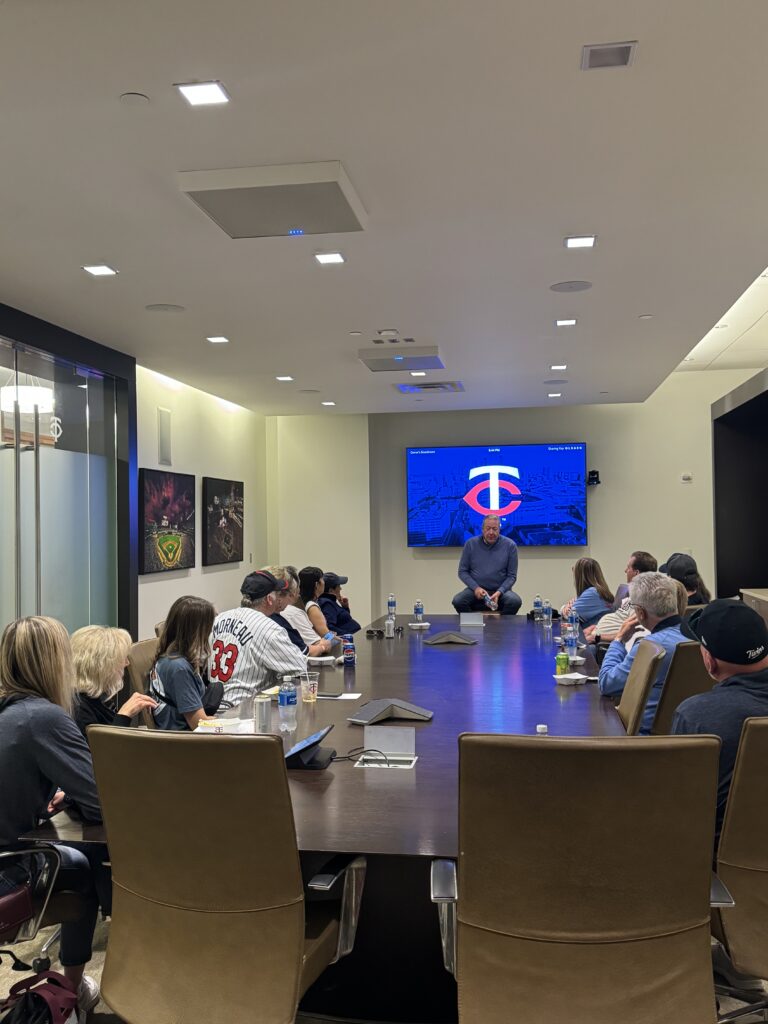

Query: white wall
[368,370,753,619]
[136,367,268,638]
[265,414,372,627]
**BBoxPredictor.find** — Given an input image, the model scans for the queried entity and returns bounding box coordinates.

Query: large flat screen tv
[406,443,587,547]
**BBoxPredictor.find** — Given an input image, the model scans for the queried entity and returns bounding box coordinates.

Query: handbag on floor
[0,972,77,1024]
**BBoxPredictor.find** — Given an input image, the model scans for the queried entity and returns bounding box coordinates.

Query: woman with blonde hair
[561,557,614,628]
[71,625,156,735]
[0,616,103,1011]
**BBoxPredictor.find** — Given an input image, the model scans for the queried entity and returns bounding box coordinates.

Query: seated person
[660,553,711,605]
[319,572,362,634]
[208,571,308,704]
[0,616,105,1013]
[598,572,687,733]
[672,600,768,843]
[71,625,157,735]
[585,550,658,642]
[263,565,334,657]
[150,595,216,731]
[560,557,614,628]
[452,515,522,615]
[282,566,336,647]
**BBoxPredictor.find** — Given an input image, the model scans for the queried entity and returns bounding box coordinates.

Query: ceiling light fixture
[556,318,577,327]
[82,264,118,277]
[550,364,568,371]
[349,331,362,337]
[275,376,294,382]
[638,314,654,320]
[314,252,345,265]
[410,371,426,377]
[714,324,729,329]
[321,401,336,406]
[564,235,596,249]
[206,336,229,344]
[548,392,562,399]
[175,81,230,106]
[378,329,399,337]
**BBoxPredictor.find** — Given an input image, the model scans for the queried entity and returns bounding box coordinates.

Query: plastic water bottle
[533,593,543,622]
[278,676,298,732]
[565,630,578,659]
[387,593,397,620]
[568,608,580,638]
[483,593,498,611]
[543,599,552,628]
[536,724,549,736]
[414,600,424,622]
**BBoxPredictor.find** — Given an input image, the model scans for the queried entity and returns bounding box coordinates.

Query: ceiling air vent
[581,41,637,70]
[395,381,465,395]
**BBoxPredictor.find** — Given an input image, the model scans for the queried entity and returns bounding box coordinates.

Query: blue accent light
[288,228,305,236]
[394,355,404,361]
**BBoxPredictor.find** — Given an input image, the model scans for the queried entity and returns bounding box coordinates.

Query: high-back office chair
[433,733,721,1024]
[614,639,665,735]
[712,718,768,1020]
[651,641,714,735]
[123,637,159,728]
[88,727,364,1024]
[153,620,165,638]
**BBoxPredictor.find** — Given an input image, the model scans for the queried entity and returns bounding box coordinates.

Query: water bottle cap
[536,724,548,735]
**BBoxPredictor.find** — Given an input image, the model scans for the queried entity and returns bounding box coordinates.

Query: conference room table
[24,614,623,1023]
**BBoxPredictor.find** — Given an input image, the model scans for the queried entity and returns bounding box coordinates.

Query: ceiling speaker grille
[581,41,637,70]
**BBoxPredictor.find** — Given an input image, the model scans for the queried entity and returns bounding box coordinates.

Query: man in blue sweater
[598,572,686,733]
[452,515,522,615]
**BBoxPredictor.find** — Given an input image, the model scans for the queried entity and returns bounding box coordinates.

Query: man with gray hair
[452,515,522,615]
[598,571,687,733]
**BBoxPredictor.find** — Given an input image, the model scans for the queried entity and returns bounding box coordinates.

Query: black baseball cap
[323,572,349,588]
[686,599,768,666]
[664,553,698,586]
[241,570,290,600]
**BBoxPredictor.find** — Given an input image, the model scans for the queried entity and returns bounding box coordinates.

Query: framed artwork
[139,469,196,574]
[202,477,244,566]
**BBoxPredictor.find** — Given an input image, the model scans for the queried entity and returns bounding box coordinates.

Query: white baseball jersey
[208,607,307,705]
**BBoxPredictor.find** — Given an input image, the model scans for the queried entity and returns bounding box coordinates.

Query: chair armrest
[308,853,362,892]
[430,858,457,903]
[711,872,735,908]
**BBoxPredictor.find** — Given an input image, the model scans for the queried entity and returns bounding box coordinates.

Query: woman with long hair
[0,616,103,1011]
[662,553,711,605]
[150,595,216,731]
[72,625,156,735]
[561,557,614,628]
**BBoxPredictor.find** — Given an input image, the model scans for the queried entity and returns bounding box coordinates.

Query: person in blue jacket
[599,572,687,733]
[560,557,614,628]
[319,572,362,635]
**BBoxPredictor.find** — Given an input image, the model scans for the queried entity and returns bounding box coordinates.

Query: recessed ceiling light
[145,303,185,313]
[321,401,336,406]
[314,252,345,265]
[683,357,695,362]
[564,235,596,249]
[378,329,399,337]
[206,336,229,344]
[82,264,118,277]
[638,314,654,320]
[275,376,293,382]
[550,364,568,371]
[548,392,562,399]
[175,81,230,106]
[410,371,426,377]
[714,324,729,329]
[550,280,592,293]
[349,331,362,337]
[556,318,577,327]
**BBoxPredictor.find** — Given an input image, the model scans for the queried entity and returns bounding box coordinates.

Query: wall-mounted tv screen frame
[406,443,587,548]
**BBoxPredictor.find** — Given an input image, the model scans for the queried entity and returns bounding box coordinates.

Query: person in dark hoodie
[0,616,105,1014]
[72,625,157,735]
[319,572,362,635]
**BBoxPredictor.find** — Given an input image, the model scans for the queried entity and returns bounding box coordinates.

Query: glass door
[0,339,119,632]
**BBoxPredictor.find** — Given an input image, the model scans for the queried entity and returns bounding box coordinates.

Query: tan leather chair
[614,638,665,735]
[651,641,715,735]
[88,727,364,1024]
[435,733,721,1024]
[154,620,165,638]
[124,638,158,695]
[712,718,768,1018]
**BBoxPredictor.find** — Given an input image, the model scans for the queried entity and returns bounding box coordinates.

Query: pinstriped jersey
[208,607,307,705]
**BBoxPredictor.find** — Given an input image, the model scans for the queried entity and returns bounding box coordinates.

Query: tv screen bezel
[405,441,588,549]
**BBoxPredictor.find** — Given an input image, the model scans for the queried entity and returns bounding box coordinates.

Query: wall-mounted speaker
[157,407,172,465]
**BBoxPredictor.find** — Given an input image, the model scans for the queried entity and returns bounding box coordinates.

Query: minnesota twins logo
[463,465,522,516]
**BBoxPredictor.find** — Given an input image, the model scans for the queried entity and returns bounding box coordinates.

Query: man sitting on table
[452,515,522,615]
[598,572,687,733]
[672,601,768,842]
[208,570,307,705]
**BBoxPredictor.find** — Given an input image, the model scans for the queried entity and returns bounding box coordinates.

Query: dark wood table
[26,615,618,856]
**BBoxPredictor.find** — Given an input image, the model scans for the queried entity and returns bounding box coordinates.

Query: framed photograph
[202,477,244,566]
[139,469,196,574]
